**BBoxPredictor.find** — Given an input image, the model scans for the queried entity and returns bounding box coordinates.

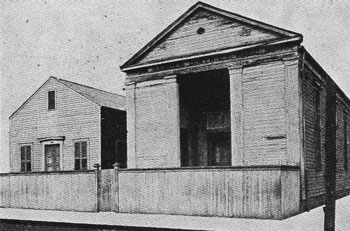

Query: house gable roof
[57,78,125,111]
[120,1,302,72]
[9,77,125,119]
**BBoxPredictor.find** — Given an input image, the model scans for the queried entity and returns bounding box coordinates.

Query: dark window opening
[100,108,127,169]
[48,91,55,110]
[178,69,231,167]
[20,145,31,172]
[314,84,322,171]
[74,141,88,170]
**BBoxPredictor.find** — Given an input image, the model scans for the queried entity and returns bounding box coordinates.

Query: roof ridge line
[57,78,124,98]
[120,1,302,70]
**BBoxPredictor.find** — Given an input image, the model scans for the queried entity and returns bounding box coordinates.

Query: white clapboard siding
[136,9,279,65]
[9,78,101,172]
[242,62,287,165]
[133,78,180,168]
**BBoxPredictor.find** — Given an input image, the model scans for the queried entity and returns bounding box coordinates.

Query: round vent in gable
[197,27,205,35]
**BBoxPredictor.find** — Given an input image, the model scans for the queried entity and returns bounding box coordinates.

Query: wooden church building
[9,77,126,172]
[120,2,350,219]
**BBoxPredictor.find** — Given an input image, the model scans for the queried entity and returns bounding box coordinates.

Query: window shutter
[21,146,25,161]
[75,160,80,170]
[82,142,87,158]
[20,145,31,172]
[26,146,31,161]
[74,141,88,170]
[74,142,80,158]
[21,162,26,172]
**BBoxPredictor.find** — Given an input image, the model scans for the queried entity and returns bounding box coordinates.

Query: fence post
[113,162,120,213]
[94,163,101,212]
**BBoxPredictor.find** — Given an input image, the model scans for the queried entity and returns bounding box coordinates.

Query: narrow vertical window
[48,91,55,110]
[314,85,322,171]
[344,111,348,172]
[21,145,31,172]
[74,141,88,170]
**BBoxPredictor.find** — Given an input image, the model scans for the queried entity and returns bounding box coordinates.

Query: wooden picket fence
[0,167,300,219]
[0,169,119,212]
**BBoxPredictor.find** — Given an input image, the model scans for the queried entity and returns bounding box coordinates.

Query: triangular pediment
[121,2,302,71]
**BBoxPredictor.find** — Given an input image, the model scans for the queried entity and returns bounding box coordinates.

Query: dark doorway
[178,69,231,167]
[101,107,127,169]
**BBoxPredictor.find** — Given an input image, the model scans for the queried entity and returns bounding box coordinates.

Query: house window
[74,141,88,170]
[48,91,55,110]
[20,145,31,172]
[314,84,322,171]
[344,111,348,172]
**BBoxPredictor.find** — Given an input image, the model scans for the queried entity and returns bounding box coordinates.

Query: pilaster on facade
[229,65,244,166]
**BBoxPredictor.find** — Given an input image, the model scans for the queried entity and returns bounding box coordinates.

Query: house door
[45,144,60,171]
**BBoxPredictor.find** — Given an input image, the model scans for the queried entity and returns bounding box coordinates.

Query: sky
[1,0,350,173]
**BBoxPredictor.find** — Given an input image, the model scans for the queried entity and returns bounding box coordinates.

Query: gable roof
[57,78,125,111]
[9,77,125,119]
[120,1,302,71]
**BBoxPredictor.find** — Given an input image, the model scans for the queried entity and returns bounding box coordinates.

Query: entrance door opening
[45,144,60,171]
[178,69,231,167]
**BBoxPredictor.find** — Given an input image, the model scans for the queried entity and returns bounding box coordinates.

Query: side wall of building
[302,62,350,209]
[335,96,350,197]
[9,78,101,172]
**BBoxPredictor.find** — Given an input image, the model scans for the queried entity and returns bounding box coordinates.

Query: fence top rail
[117,165,300,173]
[0,170,95,177]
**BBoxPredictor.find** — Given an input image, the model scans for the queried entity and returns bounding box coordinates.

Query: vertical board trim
[229,66,244,166]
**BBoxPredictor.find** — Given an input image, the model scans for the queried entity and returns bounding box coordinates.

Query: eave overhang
[120,1,303,73]
[121,36,302,72]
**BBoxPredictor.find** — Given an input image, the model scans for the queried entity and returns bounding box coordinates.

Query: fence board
[118,167,300,219]
[100,169,118,212]
[0,167,300,219]
[0,171,96,212]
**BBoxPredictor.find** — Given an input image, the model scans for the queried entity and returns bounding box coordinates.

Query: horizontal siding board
[302,65,350,207]
[242,61,287,165]
[136,9,279,65]
[133,78,180,168]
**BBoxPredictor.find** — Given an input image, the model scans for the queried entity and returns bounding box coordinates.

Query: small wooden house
[9,76,126,172]
[120,2,350,219]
